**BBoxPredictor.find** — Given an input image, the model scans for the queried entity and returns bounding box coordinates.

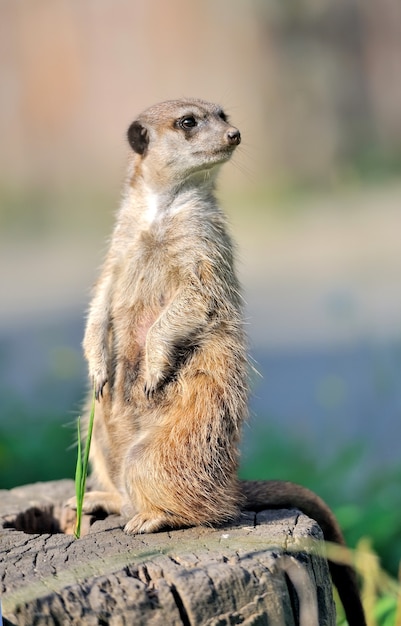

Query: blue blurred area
[251,341,401,471]
[1,308,400,488]
[1,316,85,415]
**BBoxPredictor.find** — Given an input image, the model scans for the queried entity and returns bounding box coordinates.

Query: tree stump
[0,480,336,626]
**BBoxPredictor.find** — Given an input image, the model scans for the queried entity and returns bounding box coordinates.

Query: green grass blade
[81,387,96,500]
[74,416,83,539]
[74,386,96,539]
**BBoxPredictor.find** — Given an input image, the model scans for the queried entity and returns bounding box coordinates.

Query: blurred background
[1,0,400,584]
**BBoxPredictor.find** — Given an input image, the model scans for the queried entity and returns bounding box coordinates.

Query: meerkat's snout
[226,128,241,146]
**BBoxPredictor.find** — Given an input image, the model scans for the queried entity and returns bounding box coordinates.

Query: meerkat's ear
[127,121,149,156]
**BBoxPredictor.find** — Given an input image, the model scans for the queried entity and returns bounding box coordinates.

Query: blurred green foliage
[0,401,76,489]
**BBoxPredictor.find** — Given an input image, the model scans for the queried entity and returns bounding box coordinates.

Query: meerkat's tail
[240,479,366,626]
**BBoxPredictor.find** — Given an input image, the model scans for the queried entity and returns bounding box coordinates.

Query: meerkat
[70,98,366,626]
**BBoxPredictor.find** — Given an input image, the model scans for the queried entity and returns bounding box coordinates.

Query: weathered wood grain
[0,480,336,625]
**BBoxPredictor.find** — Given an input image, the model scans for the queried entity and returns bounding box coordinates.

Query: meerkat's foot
[124,512,178,534]
[66,491,123,515]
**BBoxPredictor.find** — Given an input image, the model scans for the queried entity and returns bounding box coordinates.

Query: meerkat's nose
[226,128,241,146]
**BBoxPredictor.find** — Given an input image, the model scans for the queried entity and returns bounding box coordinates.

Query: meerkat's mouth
[181,146,236,178]
[191,146,236,161]
[204,147,236,164]
[215,145,236,156]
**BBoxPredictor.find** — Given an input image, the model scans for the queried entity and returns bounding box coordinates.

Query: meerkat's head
[126,98,241,190]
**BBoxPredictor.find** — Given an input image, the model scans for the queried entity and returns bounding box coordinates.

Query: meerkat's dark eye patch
[178,116,197,130]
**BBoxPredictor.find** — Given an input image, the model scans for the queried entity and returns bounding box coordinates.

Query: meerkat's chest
[109,235,182,311]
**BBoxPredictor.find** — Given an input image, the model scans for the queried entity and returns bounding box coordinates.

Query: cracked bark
[0,480,336,626]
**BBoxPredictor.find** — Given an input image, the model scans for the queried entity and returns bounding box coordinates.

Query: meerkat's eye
[179,116,197,130]
[218,110,228,123]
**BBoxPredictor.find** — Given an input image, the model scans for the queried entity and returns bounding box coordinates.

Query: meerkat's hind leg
[66,490,123,515]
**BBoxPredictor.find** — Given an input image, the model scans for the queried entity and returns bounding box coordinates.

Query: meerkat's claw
[143,383,152,399]
[144,383,157,400]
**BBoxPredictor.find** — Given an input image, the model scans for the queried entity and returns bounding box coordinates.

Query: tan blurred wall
[1,0,401,190]
[0,0,264,188]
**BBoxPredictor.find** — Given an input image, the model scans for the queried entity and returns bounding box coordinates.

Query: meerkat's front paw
[143,358,168,398]
[84,332,109,398]
[94,377,108,400]
[144,349,174,398]
[143,373,165,399]
[89,366,108,400]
